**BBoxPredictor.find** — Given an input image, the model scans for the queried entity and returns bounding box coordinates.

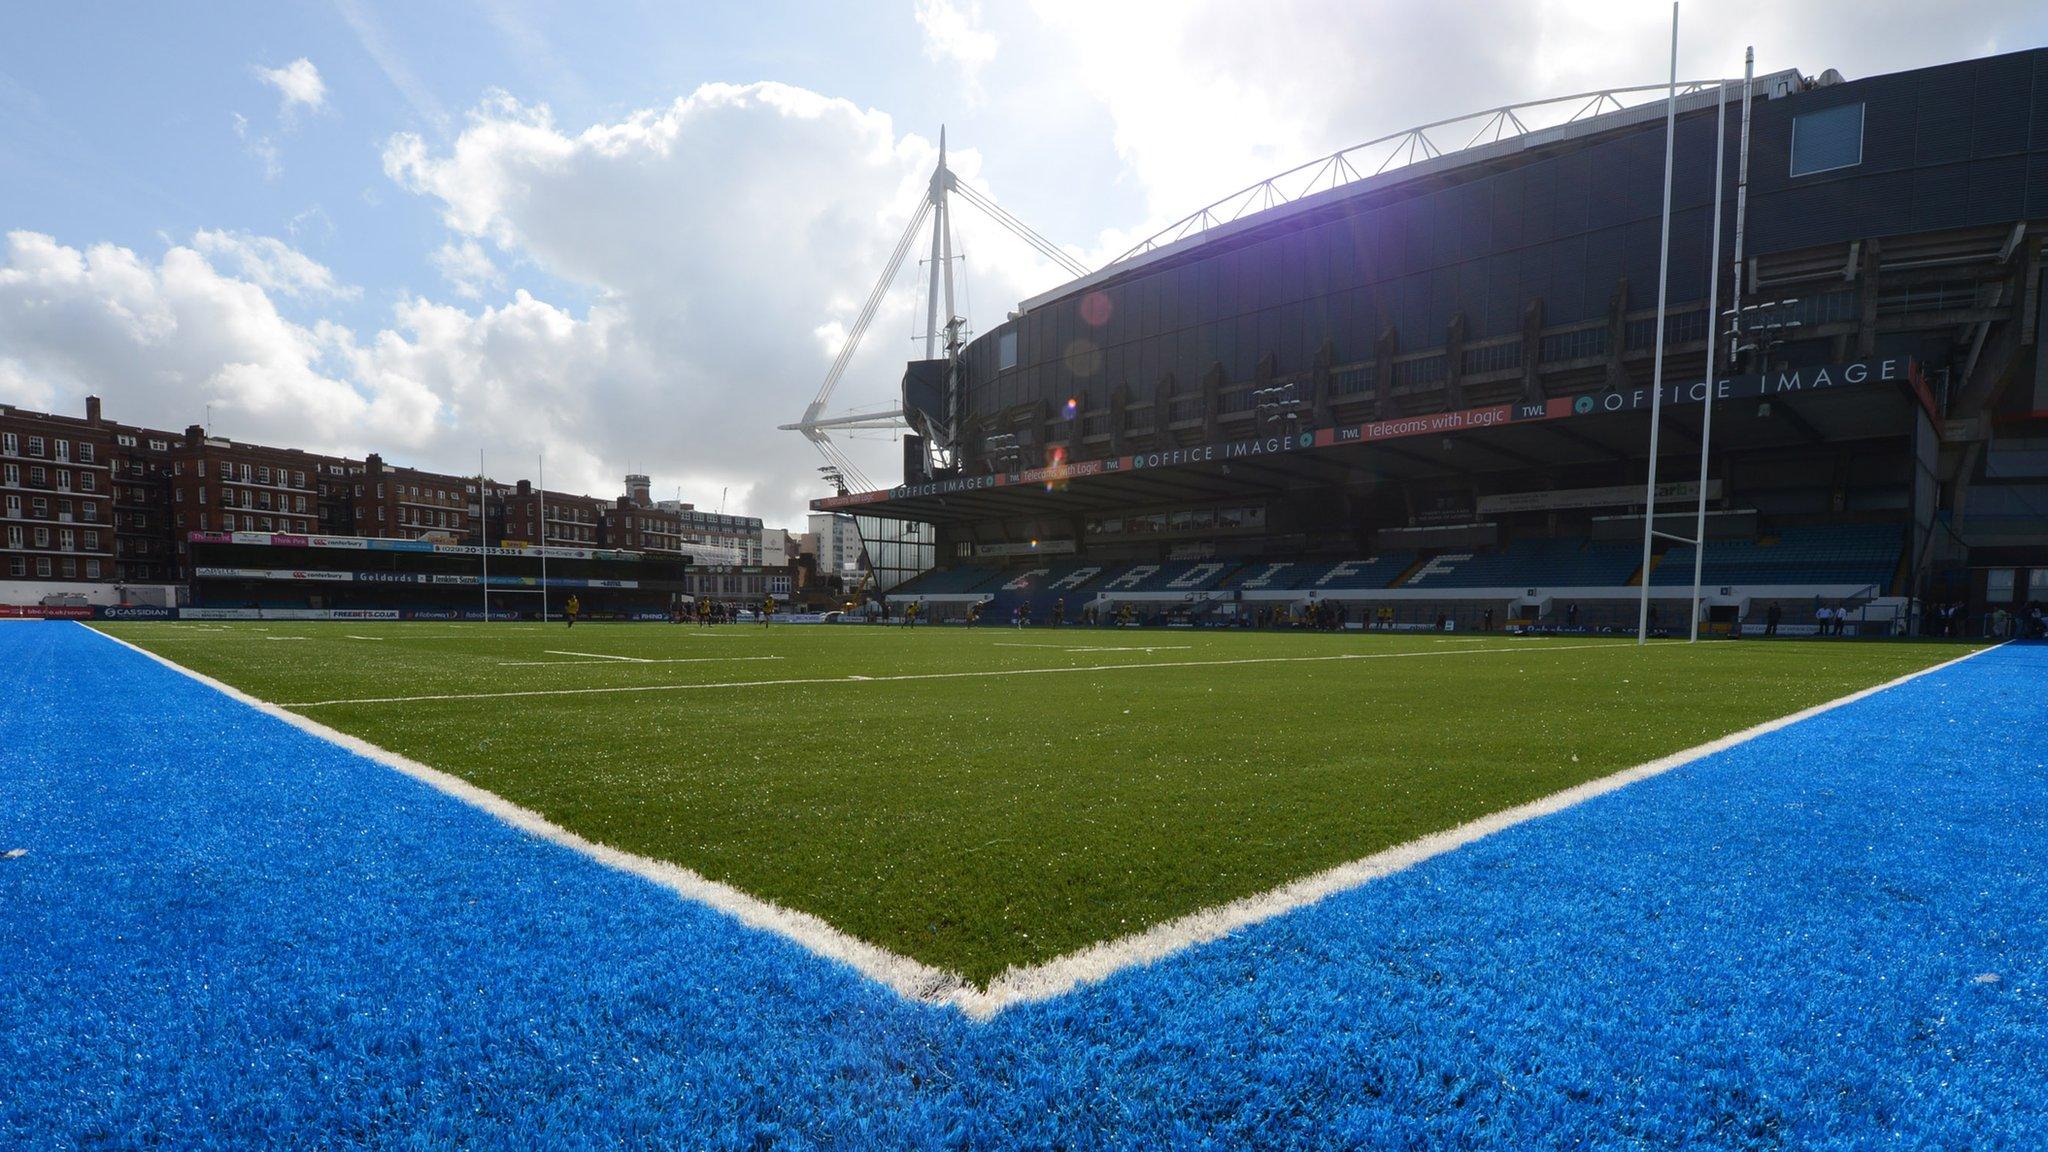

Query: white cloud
[916,0,999,95]
[231,111,282,181]
[191,229,359,300]
[381,82,1076,517]
[254,57,327,118]
[0,230,433,445]
[0,84,1078,525]
[431,238,503,299]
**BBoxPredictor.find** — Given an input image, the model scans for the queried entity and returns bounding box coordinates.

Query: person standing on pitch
[564,593,580,628]
[1765,601,1782,637]
[761,594,773,627]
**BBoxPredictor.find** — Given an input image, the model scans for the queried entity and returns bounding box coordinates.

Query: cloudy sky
[1,2,2042,526]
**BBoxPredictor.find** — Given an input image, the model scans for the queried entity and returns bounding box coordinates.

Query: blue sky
[2,1,2042,526]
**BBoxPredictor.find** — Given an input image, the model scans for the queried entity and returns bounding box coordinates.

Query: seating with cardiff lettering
[1402,539,1643,588]
[1088,561,1240,593]
[1222,555,1417,592]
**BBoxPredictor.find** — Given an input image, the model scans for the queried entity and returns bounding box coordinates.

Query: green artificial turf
[95,621,1973,984]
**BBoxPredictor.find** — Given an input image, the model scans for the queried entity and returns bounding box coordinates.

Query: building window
[117,435,137,448]
[998,330,1019,370]
[80,472,95,492]
[7,557,20,576]
[1790,102,1863,177]
[36,557,50,577]
[28,436,44,456]
[61,558,75,577]
[149,439,167,451]
[78,443,94,463]
[86,559,100,579]
[1,433,14,454]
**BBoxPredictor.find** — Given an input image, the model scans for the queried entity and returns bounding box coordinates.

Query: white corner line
[75,623,1999,1022]
[79,624,975,1010]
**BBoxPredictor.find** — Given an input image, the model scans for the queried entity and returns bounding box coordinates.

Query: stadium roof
[1019,67,1809,315]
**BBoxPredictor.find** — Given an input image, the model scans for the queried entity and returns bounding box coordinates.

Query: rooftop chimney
[626,473,652,506]
[85,395,102,424]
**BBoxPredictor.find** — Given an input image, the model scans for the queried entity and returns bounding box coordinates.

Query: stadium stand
[1649,524,1903,589]
[1403,539,1643,588]
[1225,556,1417,592]
[889,565,1001,595]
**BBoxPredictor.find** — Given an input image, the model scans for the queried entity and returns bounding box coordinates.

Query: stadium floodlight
[1252,383,1305,427]
[983,432,1023,473]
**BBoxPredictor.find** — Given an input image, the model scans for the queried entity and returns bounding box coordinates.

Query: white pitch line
[346,635,385,641]
[282,643,1615,707]
[995,643,1194,653]
[79,624,971,1011]
[496,655,787,668]
[958,641,2004,1017]
[546,649,652,663]
[78,623,2000,1021]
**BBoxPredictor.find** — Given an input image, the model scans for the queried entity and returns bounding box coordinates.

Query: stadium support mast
[782,130,1088,490]
[480,449,491,622]
[1637,3,1681,645]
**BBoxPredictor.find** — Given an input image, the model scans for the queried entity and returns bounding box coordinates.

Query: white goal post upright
[537,452,549,624]
[480,448,491,622]
[1637,1,1681,645]
[1687,76,1732,641]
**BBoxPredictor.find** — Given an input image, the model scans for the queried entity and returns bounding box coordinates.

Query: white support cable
[811,199,934,415]
[950,181,1089,278]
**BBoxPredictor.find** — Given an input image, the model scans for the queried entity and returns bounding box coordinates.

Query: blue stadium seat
[1403,539,1641,587]
[1223,556,1416,591]
[1650,524,1902,588]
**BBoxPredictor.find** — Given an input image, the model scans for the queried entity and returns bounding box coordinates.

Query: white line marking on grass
[956,641,2004,1018]
[80,624,976,1011]
[546,649,652,663]
[995,643,1194,653]
[495,656,787,668]
[281,644,1613,707]
[77,622,2000,1021]
[264,636,310,641]
[345,635,384,641]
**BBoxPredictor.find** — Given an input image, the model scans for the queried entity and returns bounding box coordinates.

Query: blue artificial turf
[2,622,2043,1149]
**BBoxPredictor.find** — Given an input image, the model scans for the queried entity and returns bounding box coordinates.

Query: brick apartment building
[352,453,482,542]
[0,399,116,589]
[0,394,794,605]
[503,479,605,548]
[599,473,686,554]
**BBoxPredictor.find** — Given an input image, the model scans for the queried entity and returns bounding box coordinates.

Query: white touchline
[495,655,788,668]
[279,643,1615,707]
[995,643,1194,653]
[546,649,653,663]
[77,623,1999,1022]
[82,624,974,1011]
